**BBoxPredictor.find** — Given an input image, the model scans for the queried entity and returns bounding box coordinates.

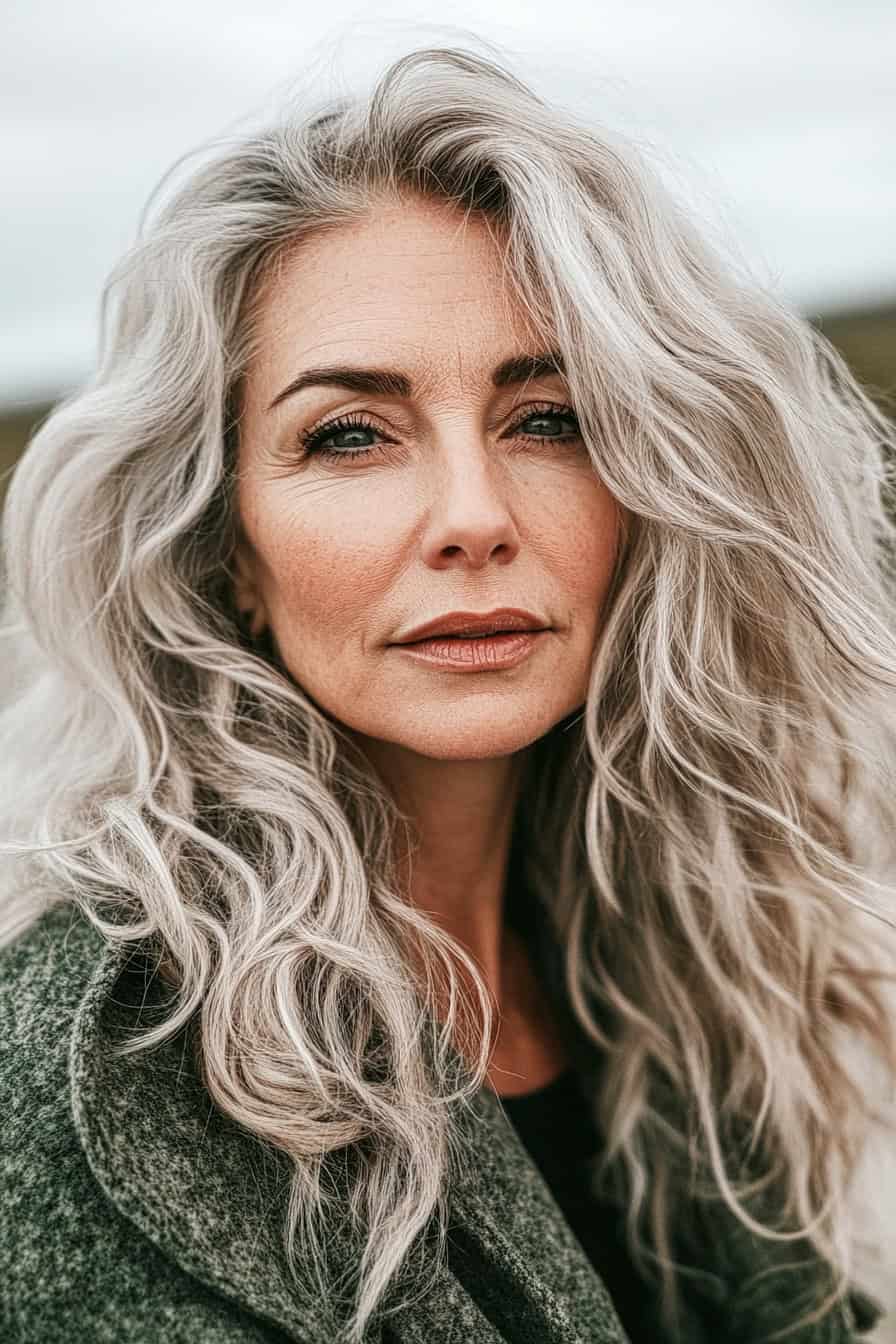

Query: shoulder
[0,905,283,1342]
[0,903,105,1171]
[0,902,105,1137]
[0,899,105,1033]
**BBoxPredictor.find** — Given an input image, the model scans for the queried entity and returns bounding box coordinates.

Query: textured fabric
[500,1067,669,1342]
[0,901,887,1343]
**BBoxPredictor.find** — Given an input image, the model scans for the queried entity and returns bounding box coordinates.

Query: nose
[417,432,520,569]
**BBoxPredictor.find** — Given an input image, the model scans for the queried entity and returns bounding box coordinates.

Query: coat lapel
[426,1084,634,1344]
[70,922,326,1342]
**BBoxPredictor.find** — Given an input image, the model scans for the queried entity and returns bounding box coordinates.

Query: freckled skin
[233,195,622,1080]
[235,197,620,758]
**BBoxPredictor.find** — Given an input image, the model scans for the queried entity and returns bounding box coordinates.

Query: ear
[232,533,269,639]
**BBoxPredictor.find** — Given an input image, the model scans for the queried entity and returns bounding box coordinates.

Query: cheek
[579,505,621,607]
[250,483,404,646]
[538,475,622,611]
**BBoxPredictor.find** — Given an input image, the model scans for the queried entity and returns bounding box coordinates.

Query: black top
[500,1067,665,1343]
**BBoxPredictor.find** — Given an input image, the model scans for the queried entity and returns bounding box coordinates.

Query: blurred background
[2,1,895,505]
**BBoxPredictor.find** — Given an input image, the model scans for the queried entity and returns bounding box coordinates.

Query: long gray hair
[3,42,896,1344]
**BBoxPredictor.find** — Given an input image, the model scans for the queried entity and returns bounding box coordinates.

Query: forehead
[261,196,508,295]
[244,200,545,398]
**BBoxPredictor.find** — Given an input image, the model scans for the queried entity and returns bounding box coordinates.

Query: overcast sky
[2,0,894,410]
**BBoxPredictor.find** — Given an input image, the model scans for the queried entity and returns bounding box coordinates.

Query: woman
[1,42,894,1344]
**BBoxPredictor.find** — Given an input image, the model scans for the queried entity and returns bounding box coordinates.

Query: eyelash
[296,401,582,461]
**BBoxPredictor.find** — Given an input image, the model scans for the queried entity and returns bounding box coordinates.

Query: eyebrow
[266,350,566,413]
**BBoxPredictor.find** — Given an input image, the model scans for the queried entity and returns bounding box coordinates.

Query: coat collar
[63,905,875,1343]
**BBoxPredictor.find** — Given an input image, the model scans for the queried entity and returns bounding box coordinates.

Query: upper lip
[391,608,550,645]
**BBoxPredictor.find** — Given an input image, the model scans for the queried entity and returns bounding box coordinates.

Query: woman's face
[234,195,622,762]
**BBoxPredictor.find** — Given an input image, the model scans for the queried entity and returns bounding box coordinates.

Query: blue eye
[519,406,581,441]
[298,412,382,458]
[296,402,582,462]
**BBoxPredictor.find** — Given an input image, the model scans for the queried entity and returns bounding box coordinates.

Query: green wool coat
[0,902,887,1343]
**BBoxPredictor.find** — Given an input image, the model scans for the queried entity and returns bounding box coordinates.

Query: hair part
[3,41,896,1343]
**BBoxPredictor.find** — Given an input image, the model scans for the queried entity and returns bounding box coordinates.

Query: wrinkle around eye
[258,400,587,476]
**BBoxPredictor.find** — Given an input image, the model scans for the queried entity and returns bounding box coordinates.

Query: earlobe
[239,605,268,640]
[232,537,268,639]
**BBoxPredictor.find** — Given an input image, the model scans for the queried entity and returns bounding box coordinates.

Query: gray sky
[2,0,894,409]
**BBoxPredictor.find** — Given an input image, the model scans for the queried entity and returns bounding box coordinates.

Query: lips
[392,607,549,645]
[411,629,524,642]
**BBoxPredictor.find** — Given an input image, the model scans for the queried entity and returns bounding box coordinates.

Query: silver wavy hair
[3,42,896,1344]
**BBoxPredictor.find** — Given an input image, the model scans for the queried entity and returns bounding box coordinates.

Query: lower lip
[391,630,548,671]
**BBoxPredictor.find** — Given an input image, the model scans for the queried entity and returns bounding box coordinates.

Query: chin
[387,716,563,761]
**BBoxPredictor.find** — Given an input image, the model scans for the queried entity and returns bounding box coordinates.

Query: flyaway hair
[2,40,896,1343]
